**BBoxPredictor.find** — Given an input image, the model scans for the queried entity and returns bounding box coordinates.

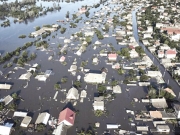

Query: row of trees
[0,42,33,64]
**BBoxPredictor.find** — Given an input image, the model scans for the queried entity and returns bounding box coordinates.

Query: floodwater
[0,0,176,135]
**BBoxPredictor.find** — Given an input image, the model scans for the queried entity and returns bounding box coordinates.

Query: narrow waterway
[132,9,180,96]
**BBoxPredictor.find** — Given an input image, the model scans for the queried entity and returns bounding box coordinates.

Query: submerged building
[84,72,106,83]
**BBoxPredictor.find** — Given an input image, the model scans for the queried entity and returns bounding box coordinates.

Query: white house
[147,26,153,33]
[0,125,12,135]
[35,112,50,125]
[157,50,164,58]
[142,40,150,46]
[3,95,13,106]
[156,23,163,28]
[84,72,106,83]
[147,71,162,77]
[171,34,180,41]
[93,96,104,110]
[84,31,94,37]
[116,30,126,35]
[64,39,71,44]
[66,87,79,100]
[93,58,98,64]
[156,125,170,133]
[143,33,152,38]
[159,44,170,50]
[129,49,139,58]
[112,85,121,93]
[165,49,177,59]
[20,116,32,127]
[19,72,32,80]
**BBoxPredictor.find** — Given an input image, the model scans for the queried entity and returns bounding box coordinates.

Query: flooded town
[0,0,180,134]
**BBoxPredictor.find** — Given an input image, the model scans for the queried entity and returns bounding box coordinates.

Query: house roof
[58,108,75,125]
[13,111,27,117]
[165,49,177,55]
[45,70,52,75]
[0,84,12,90]
[129,45,135,49]
[150,98,168,108]
[3,95,13,106]
[20,116,32,127]
[35,112,50,125]
[156,124,170,130]
[60,56,66,62]
[19,72,32,80]
[53,123,68,135]
[80,90,87,98]
[112,85,121,93]
[0,125,11,135]
[66,87,79,100]
[149,111,162,118]
[108,53,117,58]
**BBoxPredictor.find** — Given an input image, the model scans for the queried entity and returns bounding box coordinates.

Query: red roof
[108,53,117,58]
[59,56,65,62]
[129,45,135,49]
[58,108,75,125]
[166,50,176,55]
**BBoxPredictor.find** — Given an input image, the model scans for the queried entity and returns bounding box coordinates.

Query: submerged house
[66,87,79,100]
[35,112,50,125]
[53,108,75,135]
[84,72,106,83]
[0,83,12,90]
[19,72,32,80]
[108,53,117,61]
[58,108,76,126]
[0,125,12,135]
[3,95,13,106]
[59,56,66,62]
[93,96,104,111]
[20,116,32,127]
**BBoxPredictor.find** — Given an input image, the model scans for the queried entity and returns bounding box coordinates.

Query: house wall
[165,54,176,59]
[94,106,104,111]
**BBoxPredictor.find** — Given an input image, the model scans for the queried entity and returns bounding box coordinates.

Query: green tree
[35,26,41,31]
[140,75,149,82]
[36,124,45,132]
[111,80,118,86]
[150,65,158,71]
[148,88,157,99]
[94,110,104,117]
[135,46,145,56]
[54,83,60,90]
[129,69,135,76]
[159,90,175,100]
[139,69,145,75]
[97,84,106,93]
[74,81,81,88]
[85,11,90,17]
[12,93,18,99]
[8,103,17,111]
[61,77,67,83]
[85,36,92,44]
[0,102,4,111]
[117,68,124,75]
